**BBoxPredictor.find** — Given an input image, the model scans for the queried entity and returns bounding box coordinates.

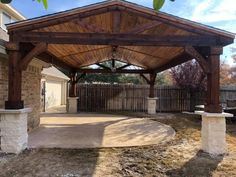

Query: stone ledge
[147,97,158,100]
[0,108,32,114]
[195,111,233,118]
[68,97,79,99]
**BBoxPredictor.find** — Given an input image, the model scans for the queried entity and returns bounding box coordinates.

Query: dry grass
[1,113,236,177]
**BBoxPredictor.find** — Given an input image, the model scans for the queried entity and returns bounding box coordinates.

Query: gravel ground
[1,113,236,177]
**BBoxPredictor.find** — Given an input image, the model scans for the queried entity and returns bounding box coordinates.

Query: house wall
[0,58,43,131]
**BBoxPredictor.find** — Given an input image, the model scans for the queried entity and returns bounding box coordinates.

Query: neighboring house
[0,4,49,130]
[41,66,69,112]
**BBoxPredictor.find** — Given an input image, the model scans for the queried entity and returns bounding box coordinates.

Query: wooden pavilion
[5,0,235,113]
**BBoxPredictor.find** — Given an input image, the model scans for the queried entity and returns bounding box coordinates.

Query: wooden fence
[77,84,236,112]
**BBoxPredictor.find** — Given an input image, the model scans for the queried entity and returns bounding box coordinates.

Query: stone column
[196,111,233,155]
[0,108,31,154]
[67,97,78,113]
[147,97,158,115]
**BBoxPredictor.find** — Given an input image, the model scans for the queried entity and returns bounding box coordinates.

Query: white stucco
[196,111,233,155]
[147,97,158,115]
[67,97,79,113]
[0,108,31,154]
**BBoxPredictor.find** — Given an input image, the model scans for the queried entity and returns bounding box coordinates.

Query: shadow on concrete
[166,151,223,177]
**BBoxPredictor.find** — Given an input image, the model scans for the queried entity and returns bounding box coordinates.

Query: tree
[153,0,175,11]
[170,60,206,91]
[220,61,233,86]
[230,47,236,81]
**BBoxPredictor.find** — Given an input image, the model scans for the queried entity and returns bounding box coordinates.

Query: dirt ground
[1,113,236,177]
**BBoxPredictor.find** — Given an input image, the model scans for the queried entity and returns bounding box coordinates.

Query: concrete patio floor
[28,113,175,149]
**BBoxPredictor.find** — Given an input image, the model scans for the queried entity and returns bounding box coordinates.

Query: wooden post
[204,47,223,113]
[5,43,24,109]
[149,73,157,98]
[69,72,77,97]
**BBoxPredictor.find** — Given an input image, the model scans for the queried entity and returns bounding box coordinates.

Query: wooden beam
[140,74,151,84]
[19,43,47,70]
[154,52,192,73]
[185,46,210,73]
[37,52,76,72]
[77,68,152,74]
[117,64,131,70]
[126,21,162,34]
[205,47,223,113]
[120,6,229,38]
[69,72,77,97]
[112,59,115,68]
[96,63,111,70]
[15,32,223,46]
[112,11,121,33]
[149,73,157,98]
[60,46,110,59]
[74,19,108,33]
[76,73,86,83]
[5,47,24,109]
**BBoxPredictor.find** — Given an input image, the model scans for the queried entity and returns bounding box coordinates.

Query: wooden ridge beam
[126,21,162,34]
[185,46,210,73]
[14,32,223,46]
[19,43,47,70]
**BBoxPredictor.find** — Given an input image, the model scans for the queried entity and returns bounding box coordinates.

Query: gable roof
[7,0,235,38]
[6,0,235,72]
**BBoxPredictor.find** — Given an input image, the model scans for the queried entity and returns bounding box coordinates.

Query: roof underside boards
[6,0,235,71]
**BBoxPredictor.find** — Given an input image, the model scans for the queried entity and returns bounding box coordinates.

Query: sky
[11,0,236,65]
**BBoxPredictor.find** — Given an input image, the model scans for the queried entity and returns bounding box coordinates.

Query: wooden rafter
[185,46,210,73]
[126,21,162,34]
[14,32,226,46]
[60,46,110,58]
[7,4,119,32]
[119,46,166,60]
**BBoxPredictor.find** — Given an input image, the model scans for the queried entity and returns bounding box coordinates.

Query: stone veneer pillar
[196,111,233,155]
[147,97,158,115]
[0,108,31,154]
[67,97,78,113]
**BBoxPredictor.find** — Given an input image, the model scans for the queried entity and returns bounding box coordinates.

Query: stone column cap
[0,108,32,114]
[195,111,233,118]
[68,97,79,99]
[147,97,158,100]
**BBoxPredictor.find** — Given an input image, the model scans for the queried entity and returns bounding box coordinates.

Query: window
[2,12,11,31]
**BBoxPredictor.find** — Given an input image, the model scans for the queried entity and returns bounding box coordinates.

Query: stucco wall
[0,58,42,131]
